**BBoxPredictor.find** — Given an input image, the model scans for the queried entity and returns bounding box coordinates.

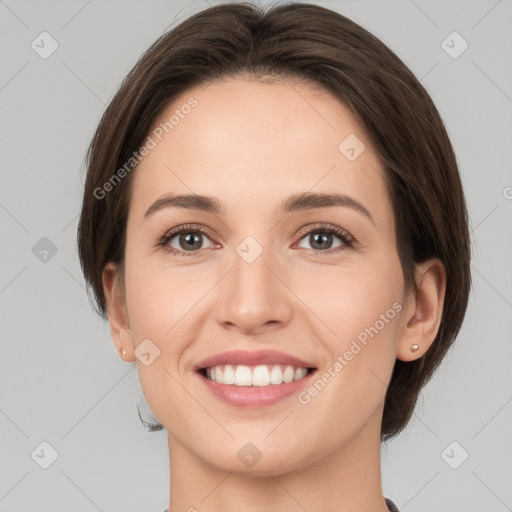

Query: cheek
[290,252,404,341]
[296,252,404,409]
[123,245,200,338]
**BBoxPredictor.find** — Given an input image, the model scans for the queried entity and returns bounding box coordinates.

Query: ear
[397,258,446,362]
[102,262,135,362]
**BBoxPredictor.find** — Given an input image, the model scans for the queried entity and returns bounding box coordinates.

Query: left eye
[296,227,352,252]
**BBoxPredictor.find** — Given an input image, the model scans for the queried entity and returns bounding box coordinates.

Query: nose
[214,242,293,335]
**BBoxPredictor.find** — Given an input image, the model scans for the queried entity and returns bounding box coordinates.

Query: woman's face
[115,76,408,474]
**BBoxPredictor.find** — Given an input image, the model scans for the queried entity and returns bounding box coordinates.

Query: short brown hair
[77,1,471,442]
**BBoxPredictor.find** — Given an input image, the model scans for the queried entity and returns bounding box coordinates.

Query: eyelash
[157,223,355,257]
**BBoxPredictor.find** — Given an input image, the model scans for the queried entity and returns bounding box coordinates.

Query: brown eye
[169,231,209,251]
[300,231,340,251]
[296,224,354,254]
[159,224,216,257]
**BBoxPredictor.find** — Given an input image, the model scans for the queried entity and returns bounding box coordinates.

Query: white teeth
[252,365,270,386]
[282,366,295,383]
[270,365,283,384]
[294,367,308,380]
[234,365,252,386]
[223,364,235,384]
[205,364,310,386]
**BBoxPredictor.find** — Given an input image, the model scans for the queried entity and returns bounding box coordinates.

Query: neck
[166,404,390,512]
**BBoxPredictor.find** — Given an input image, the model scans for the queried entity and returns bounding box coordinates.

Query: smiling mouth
[198,364,317,387]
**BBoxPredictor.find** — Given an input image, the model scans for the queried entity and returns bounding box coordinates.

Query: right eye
[159,224,218,257]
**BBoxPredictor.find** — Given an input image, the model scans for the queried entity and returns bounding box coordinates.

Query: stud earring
[121,348,127,357]
[410,344,419,352]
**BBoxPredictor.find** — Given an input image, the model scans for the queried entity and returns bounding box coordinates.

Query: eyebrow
[143,192,375,225]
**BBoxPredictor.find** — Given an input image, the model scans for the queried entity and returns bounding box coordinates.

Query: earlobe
[102,262,134,361]
[396,258,446,362]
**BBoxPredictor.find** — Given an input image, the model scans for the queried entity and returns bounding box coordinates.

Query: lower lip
[196,370,316,407]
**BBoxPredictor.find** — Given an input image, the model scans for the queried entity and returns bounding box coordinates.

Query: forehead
[128,77,391,226]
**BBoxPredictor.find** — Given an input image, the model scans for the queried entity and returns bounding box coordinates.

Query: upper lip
[194,349,317,371]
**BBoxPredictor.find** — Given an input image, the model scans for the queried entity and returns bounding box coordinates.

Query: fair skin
[102,76,446,512]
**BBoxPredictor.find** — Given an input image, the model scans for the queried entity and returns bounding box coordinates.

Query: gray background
[0,0,511,511]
